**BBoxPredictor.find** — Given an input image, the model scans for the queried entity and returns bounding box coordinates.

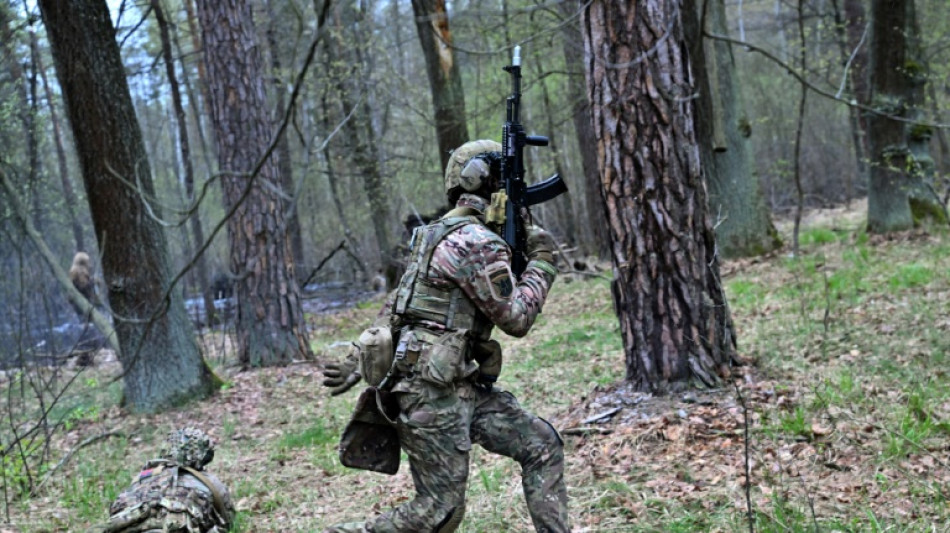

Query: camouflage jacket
[103,459,234,533]
[390,193,556,338]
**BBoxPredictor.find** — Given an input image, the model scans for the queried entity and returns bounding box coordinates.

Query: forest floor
[3,200,950,532]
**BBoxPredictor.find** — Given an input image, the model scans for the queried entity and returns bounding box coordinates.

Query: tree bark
[582,0,737,392]
[38,0,216,413]
[410,0,469,172]
[866,0,945,232]
[151,0,217,326]
[841,0,871,198]
[688,0,781,258]
[195,0,313,366]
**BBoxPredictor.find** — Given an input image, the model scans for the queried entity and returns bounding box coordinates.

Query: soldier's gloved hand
[322,346,361,396]
[526,225,557,266]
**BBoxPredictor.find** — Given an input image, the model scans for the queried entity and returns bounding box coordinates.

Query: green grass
[279,421,336,450]
[6,220,950,532]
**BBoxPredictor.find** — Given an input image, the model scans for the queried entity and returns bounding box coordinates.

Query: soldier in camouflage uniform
[323,140,569,532]
[99,427,234,533]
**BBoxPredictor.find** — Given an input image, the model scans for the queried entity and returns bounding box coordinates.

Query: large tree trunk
[195,0,313,366]
[152,0,217,327]
[38,0,216,413]
[559,1,611,260]
[688,0,781,258]
[866,0,945,232]
[410,0,469,173]
[582,0,737,393]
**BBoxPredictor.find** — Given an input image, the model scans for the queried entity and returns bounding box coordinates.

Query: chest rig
[391,209,491,339]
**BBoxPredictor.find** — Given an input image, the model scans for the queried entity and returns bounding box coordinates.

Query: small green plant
[779,406,809,438]
[888,264,933,289]
[279,422,335,450]
[800,227,840,245]
[726,279,765,308]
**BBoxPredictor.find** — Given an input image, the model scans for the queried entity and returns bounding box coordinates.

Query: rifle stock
[500,46,568,277]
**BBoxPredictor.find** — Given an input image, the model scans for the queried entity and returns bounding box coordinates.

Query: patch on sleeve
[487,265,514,300]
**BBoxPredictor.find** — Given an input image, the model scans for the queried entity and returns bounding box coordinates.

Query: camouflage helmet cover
[162,427,214,470]
[444,140,502,196]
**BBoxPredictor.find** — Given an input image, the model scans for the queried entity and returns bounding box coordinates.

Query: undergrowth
[2,213,948,532]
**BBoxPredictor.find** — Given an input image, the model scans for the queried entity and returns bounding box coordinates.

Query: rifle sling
[180,466,228,522]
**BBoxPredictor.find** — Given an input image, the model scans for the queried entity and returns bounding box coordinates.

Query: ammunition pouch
[339,387,401,475]
[357,326,394,387]
[416,329,478,388]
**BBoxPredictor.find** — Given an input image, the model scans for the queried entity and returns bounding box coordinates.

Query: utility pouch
[357,326,394,387]
[418,330,478,387]
[339,387,401,475]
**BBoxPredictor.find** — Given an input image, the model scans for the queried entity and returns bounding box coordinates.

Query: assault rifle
[493,45,568,277]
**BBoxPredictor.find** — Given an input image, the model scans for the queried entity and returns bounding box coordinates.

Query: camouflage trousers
[326,380,569,533]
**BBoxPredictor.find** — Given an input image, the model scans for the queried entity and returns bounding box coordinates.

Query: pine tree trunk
[583,0,737,392]
[195,0,313,366]
[38,0,216,413]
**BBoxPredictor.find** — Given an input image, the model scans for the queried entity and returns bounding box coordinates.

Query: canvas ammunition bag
[339,387,401,475]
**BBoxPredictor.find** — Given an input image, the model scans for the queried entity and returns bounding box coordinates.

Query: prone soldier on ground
[97,427,234,533]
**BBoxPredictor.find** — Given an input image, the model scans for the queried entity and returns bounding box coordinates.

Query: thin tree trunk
[410,0,469,172]
[583,0,737,392]
[559,1,610,260]
[841,0,871,199]
[535,61,578,248]
[327,2,391,263]
[152,0,217,326]
[318,87,368,282]
[30,27,85,253]
[265,0,306,274]
[38,0,216,413]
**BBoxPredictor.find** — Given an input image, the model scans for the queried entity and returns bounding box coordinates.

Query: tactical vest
[392,210,491,339]
[104,459,231,533]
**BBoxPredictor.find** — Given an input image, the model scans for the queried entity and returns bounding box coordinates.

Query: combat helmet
[162,427,214,470]
[444,139,502,201]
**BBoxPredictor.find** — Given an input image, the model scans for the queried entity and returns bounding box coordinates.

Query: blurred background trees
[0,0,948,398]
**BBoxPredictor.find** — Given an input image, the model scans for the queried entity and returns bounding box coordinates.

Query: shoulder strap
[180,466,228,523]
